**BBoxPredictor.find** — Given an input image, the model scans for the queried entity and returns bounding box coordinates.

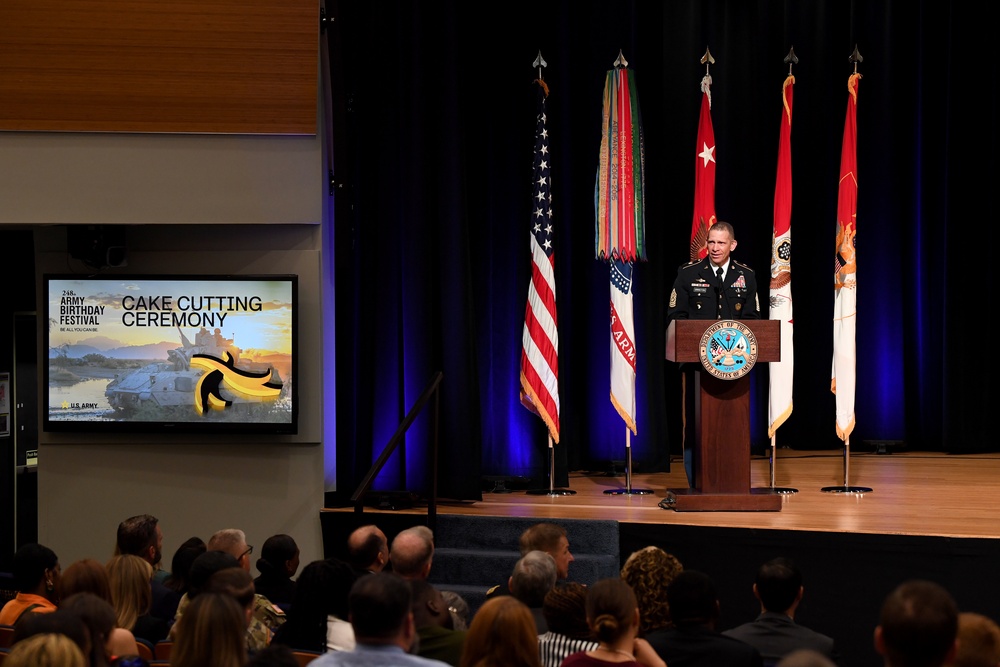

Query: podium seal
[699,320,759,380]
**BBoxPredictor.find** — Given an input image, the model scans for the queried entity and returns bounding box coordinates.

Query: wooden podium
[664,319,782,511]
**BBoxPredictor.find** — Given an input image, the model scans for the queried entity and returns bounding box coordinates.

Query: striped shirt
[538,632,598,667]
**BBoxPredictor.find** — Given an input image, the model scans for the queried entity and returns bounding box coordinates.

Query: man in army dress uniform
[667,221,760,486]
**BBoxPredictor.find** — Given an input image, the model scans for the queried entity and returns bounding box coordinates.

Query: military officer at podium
[667,221,760,322]
[667,221,760,487]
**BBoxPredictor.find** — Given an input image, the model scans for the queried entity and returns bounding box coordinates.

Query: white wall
[1,118,329,569]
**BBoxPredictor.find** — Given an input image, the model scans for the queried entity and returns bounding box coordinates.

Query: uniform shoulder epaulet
[682,259,701,268]
[732,260,753,271]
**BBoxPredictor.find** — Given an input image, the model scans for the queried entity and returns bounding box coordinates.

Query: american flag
[520,79,560,443]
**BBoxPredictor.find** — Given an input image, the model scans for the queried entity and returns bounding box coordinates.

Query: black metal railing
[350,371,442,532]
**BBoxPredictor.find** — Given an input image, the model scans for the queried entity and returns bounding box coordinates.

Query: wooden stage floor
[418,450,1000,540]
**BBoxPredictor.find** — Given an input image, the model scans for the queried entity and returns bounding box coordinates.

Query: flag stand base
[603,434,652,495]
[525,436,576,496]
[821,440,872,494]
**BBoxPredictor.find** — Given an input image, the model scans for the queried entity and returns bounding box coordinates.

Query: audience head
[755,557,804,614]
[205,566,256,626]
[187,550,240,598]
[954,612,1000,667]
[666,570,719,628]
[519,523,573,580]
[410,579,453,630]
[59,558,112,605]
[208,528,254,572]
[509,550,557,608]
[776,648,838,667]
[459,595,542,667]
[348,572,414,646]
[620,545,682,634]
[874,579,958,667]
[543,582,591,640]
[106,554,153,631]
[586,577,639,645]
[11,609,89,655]
[12,542,60,599]
[164,537,207,594]
[389,526,434,580]
[115,514,163,567]
[4,632,87,667]
[257,534,300,580]
[59,592,120,667]
[171,591,248,667]
[348,524,389,573]
[271,558,357,654]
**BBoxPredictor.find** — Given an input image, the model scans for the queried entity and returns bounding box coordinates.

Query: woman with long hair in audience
[560,578,665,667]
[106,554,170,644]
[458,595,542,667]
[0,543,60,625]
[57,562,140,659]
[154,536,206,623]
[171,591,247,667]
[619,546,682,636]
[60,591,139,667]
[270,558,357,653]
[253,534,300,609]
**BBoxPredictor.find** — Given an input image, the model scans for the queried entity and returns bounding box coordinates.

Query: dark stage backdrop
[325,1,997,502]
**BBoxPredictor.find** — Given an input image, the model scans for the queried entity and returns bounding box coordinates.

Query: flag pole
[822,45,871,495]
[757,46,801,496]
[600,50,652,497]
[605,427,652,495]
[527,432,575,496]
[520,50,574,498]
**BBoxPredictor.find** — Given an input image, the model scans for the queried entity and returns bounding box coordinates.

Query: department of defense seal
[699,320,759,380]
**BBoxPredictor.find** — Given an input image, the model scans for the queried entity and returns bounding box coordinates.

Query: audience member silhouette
[508,550,557,635]
[309,572,450,666]
[347,525,390,575]
[207,529,287,636]
[171,591,248,667]
[874,580,958,667]
[458,595,542,667]
[538,582,598,667]
[620,546,683,636]
[270,558,358,653]
[410,579,466,666]
[247,643,302,667]
[390,526,435,580]
[645,569,762,667]
[106,554,170,645]
[560,577,665,667]
[775,648,837,667]
[60,591,139,666]
[519,523,574,581]
[0,543,60,625]
[153,536,205,624]
[253,534,300,609]
[952,612,1000,667]
[2,632,88,667]
[56,560,141,659]
[10,608,89,656]
[723,557,838,666]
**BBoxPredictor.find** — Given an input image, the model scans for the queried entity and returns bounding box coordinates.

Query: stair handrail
[350,370,442,531]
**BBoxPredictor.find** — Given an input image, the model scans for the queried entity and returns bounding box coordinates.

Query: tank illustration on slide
[104,326,285,418]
